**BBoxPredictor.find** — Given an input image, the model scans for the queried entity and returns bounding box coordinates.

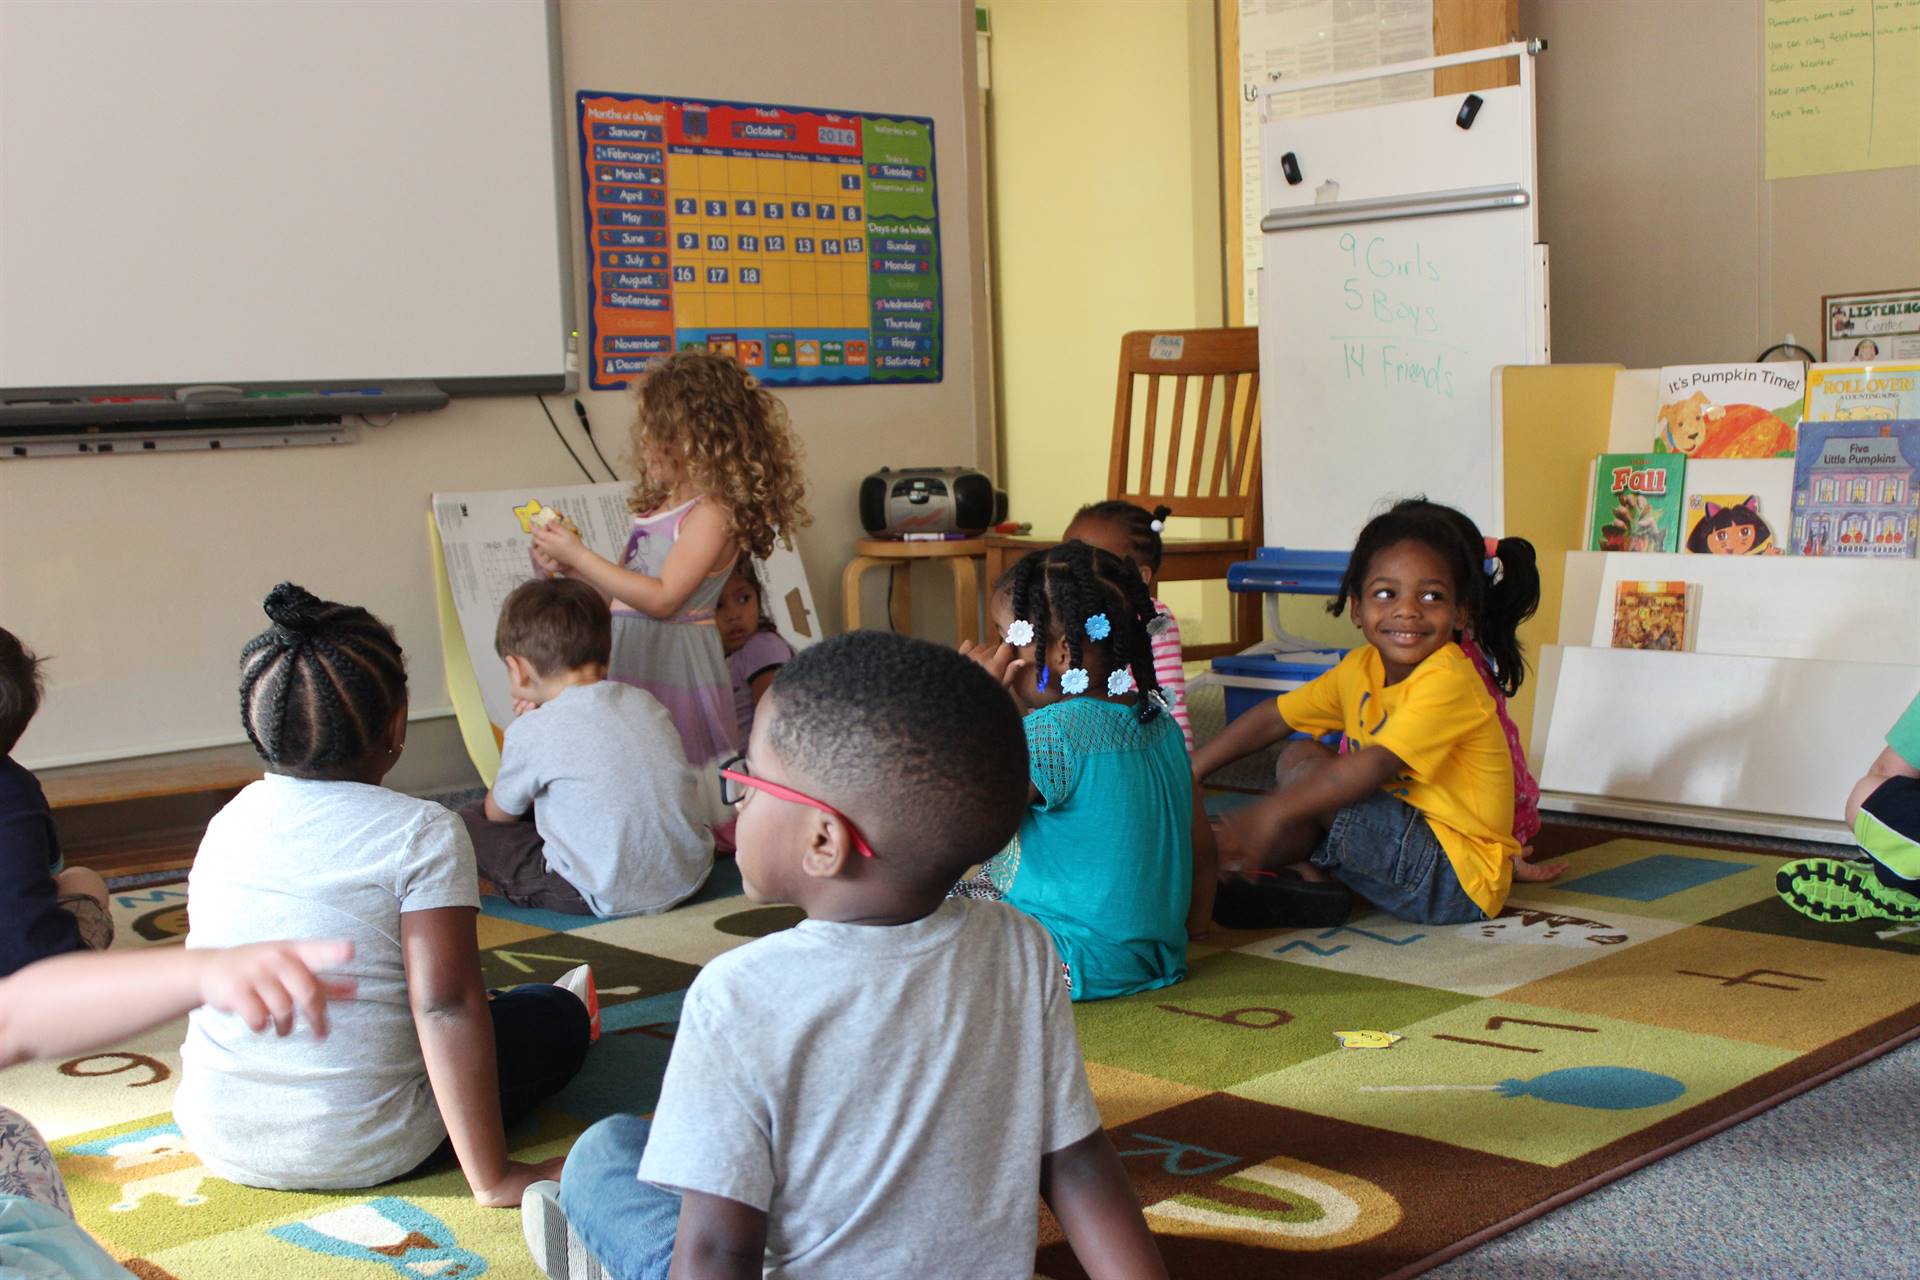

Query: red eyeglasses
[719,759,876,859]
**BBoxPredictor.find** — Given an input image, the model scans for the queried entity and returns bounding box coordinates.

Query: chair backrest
[1107,327,1262,529]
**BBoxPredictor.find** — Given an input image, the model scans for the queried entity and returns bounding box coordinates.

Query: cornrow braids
[1003,542,1164,723]
[238,583,409,779]
[1069,499,1171,573]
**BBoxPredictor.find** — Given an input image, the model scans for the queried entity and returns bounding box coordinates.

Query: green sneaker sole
[1777,858,1920,924]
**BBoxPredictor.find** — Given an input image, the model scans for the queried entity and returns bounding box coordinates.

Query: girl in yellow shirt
[1192,502,1562,924]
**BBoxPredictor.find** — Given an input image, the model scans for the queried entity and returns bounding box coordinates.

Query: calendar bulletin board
[577,91,942,389]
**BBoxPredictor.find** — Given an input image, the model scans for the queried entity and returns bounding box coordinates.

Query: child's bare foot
[1292,863,1334,883]
[1511,845,1568,882]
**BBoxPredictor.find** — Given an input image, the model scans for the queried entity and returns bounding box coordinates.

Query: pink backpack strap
[1459,636,1542,845]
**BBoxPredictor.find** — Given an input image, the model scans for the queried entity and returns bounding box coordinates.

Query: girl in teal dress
[959,542,1216,1000]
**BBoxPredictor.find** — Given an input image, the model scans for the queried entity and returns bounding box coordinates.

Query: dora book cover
[1653,364,1803,458]
[1684,493,1780,555]
[1589,453,1686,552]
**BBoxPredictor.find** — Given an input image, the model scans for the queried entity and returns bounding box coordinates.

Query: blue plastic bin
[1210,650,1345,725]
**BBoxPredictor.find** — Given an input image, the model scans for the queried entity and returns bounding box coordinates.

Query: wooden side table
[841,537,986,645]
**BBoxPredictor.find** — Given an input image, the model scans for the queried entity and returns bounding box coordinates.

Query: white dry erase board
[0,0,571,397]
[1257,45,1548,549]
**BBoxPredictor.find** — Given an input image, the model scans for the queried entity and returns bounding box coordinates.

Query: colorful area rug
[8,836,1920,1279]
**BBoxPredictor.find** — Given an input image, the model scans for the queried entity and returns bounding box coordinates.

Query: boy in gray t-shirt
[530,631,1168,1280]
[460,579,712,918]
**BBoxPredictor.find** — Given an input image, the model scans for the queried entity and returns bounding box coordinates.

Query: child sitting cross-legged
[459,577,714,917]
[955,542,1216,999]
[532,631,1167,1280]
[177,584,588,1205]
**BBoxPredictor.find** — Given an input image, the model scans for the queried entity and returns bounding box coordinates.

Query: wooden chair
[986,327,1262,660]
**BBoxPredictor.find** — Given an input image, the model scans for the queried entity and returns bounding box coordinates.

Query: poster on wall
[1234,0,1432,324]
[577,91,942,389]
[1822,288,1920,363]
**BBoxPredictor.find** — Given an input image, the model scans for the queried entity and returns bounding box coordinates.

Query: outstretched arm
[669,1190,768,1280]
[1190,699,1293,782]
[531,501,733,619]
[1186,786,1217,939]
[1225,743,1403,860]
[1041,1129,1168,1280]
[403,906,563,1206]
[0,940,355,1068]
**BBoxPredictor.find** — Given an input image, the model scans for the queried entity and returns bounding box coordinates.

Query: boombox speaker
[859,467,1007,537]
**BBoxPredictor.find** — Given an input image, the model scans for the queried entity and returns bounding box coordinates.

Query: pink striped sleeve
[1150,602,1192,749]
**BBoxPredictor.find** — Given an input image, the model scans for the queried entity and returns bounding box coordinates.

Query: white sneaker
[521,1179,612,1280]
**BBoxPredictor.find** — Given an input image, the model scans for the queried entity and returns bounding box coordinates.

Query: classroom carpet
[9,840,1920,1280]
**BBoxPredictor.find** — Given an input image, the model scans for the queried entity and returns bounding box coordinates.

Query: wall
[986,0,1231,638]
[1523,0,1920,367]
[1,0,990,790]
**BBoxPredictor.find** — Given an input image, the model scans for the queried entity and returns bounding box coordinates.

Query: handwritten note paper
[1766,0,1920,179]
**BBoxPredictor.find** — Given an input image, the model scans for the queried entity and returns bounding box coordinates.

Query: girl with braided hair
[958,543,1216,1000]
[176,584,589,1205]
[1063,500,1193,748]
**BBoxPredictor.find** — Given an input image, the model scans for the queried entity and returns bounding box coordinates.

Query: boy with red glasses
[529,630,1166,1280]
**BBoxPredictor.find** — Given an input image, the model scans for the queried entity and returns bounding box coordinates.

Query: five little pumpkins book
[1589,454,1686,553]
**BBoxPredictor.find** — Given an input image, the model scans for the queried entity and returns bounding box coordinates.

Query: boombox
[858,466,1007,537]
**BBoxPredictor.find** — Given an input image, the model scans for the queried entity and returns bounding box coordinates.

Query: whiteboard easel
[1258,42,1548,548]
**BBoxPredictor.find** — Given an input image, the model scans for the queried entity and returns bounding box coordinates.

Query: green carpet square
[1073,951,1473,1092]
[1229,998,1796,1167]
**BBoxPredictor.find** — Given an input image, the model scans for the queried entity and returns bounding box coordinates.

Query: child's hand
[473,1156,569,1208]
[512,697,539,717]
[959,637,1028,691]
[529,516,589,570]
[1510,846,1568,882]
[199,940,357,1039]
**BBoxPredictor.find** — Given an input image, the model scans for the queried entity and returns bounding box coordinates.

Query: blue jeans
[1311,789,1486,924]
[560,1115,680,1280]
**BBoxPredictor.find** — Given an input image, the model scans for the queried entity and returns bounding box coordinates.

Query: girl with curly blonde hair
[532,351,809,770]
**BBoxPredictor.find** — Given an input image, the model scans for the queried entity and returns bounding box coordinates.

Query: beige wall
[1524,0,1920,366]
[2,0,989,790]
[986,0,1232,639]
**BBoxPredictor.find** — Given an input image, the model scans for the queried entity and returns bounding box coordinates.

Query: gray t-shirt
[639,898,1102,1278]
[492,680,713,917]
[175,775,478,1190]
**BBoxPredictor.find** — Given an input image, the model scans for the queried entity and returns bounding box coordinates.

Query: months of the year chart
[578,92,942,387]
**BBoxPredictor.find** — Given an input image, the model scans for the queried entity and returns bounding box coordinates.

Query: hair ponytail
[1476,535,1539,696]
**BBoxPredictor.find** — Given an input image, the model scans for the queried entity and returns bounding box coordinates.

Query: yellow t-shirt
[1273,642,1518,916]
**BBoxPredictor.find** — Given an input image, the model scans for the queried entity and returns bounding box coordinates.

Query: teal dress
[987,698,1193,1001]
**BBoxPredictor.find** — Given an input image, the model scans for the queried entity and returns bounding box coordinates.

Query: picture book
[1653,364,1803,458]
[1588,453,1687,553]
[1684,493,1780,555]
[1789,420,1920,558]
[1804,363,1920,422]
[1611,581,1693,652]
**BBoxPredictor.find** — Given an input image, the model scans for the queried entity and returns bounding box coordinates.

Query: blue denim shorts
[1310,789,1486,924]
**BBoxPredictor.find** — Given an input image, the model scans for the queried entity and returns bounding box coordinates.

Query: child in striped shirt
[1064,502,1192,748]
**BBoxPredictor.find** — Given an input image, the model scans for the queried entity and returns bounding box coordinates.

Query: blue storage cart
[1210,548,1353,726]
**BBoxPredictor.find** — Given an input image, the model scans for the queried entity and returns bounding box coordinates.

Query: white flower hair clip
[1003,619,1035,647]
[1107,668,1136,696]
[1059,667,1091,695]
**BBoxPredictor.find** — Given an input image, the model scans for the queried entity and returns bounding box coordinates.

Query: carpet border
[1380,1006,1920,1280]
